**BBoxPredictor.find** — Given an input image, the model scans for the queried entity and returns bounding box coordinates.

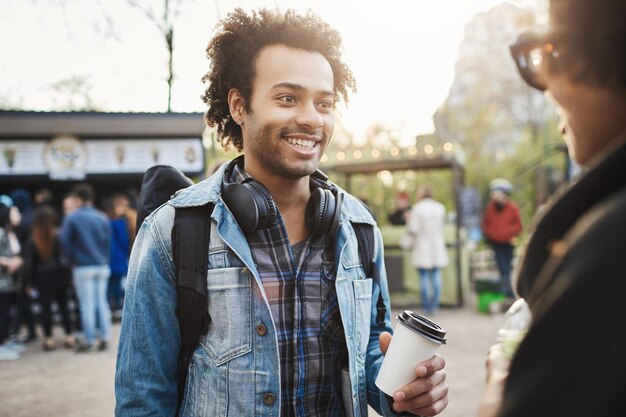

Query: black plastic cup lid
[397,310,447,344]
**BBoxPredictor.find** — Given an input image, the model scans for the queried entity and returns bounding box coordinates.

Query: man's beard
[245,115,328,179]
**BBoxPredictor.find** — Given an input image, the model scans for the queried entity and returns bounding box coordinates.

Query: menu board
[0,135,204,180]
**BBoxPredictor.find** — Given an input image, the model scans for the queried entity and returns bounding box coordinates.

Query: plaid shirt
[230,165,348,416]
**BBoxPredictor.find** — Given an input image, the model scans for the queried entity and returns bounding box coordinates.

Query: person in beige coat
[406,185,449,314]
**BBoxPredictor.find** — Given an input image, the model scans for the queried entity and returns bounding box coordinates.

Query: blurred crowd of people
[389,178,522,314]
[0,185,136,360]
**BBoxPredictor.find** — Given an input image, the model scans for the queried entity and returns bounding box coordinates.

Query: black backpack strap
[352,222,387,328]
[172,203,214,413]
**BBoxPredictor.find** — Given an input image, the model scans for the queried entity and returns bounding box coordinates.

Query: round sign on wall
[44,135,87,180]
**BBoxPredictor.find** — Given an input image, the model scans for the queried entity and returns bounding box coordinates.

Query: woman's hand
[475,343,510,417]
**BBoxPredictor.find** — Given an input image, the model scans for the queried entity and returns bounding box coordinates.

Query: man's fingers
[392,373,449,415]
[379,332,392,355]
[393,368,447,402]
[408,394,449,416]
[415,353,446,377]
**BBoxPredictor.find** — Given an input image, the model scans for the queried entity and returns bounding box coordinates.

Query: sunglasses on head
[509,32,558,91]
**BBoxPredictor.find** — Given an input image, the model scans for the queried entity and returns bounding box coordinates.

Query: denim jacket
[115,162,400,417]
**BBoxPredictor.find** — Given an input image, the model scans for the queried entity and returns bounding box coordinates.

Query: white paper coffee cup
[375,311,447,396]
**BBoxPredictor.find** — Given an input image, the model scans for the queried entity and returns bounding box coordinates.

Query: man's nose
[295,101,323,129]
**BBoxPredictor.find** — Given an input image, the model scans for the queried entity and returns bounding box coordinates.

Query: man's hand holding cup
[377,311,449,416]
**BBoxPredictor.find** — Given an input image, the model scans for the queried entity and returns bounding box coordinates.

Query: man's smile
[284,136,319,151]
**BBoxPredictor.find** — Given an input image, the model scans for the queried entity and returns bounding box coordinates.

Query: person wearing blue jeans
[60,184,111,352]
[407,185,449,315]
[418,267,442,314]
[72,265,111,348]
[492,242,514,298]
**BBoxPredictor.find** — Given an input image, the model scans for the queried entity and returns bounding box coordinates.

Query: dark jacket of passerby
[60,206,110,267]
[482,200,522,244]
[501,139,626,416]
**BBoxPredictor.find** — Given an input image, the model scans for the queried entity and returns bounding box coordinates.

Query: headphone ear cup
[307,188,337,237]
[244,180,277,230]
[330,191,343,233]
[222,179,277,234]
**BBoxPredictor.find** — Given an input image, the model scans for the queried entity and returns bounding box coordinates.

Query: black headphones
[221,156,343,236]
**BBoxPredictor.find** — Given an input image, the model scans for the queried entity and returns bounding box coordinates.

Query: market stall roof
[0,111,204,137]
[322,156,463,175]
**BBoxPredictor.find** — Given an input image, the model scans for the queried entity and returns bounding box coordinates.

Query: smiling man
[115,8,448,417]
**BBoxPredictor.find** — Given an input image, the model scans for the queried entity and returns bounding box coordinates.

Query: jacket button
[256,324,267,336]
[263,392,275,405]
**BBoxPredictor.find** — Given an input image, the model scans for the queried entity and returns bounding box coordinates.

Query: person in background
[33,188,54,208]
[0,197,24,360]
[24,205,76,351]
[60,183,111,352]
[122,190,138,246]
[477,0,626,415]
[481,179,522,298]
[61,191,82,333]
[8,188,37,343]
[62,192,80,218]
[406,185,449,314]
[9,188,34,247]
[106,193,132,321]
[387,191,411,225]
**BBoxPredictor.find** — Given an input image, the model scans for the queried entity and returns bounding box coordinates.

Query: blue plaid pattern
[229,165,348,416]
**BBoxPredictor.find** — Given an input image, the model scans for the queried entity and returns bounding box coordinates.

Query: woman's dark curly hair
[201,8,357,152]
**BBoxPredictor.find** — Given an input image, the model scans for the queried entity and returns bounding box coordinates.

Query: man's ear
[228,88,245,125]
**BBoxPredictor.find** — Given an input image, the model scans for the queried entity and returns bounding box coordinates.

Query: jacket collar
[169,162,228,209]
[169,157,376,226]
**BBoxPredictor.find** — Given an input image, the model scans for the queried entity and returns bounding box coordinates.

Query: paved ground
[0,297,502,417]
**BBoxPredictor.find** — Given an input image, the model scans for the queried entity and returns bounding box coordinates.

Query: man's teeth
[286,137,315,149]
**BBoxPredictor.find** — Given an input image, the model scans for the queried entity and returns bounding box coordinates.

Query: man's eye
[318,101,334,111]
[279,95,296,103]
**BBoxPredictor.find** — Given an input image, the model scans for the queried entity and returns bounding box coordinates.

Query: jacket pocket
[200,267,252,365]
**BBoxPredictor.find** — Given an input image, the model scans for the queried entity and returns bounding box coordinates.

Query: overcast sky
[1,0,534,141]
